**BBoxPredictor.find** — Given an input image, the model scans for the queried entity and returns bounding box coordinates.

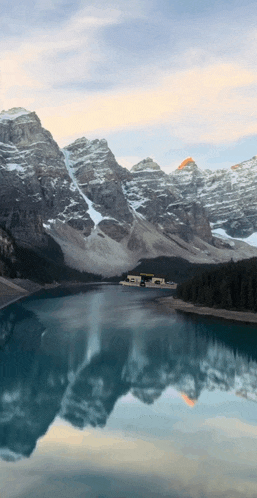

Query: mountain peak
[231,163,240,170]
[0,108,31,122]
[66,137,109,152]
[131,157,161,172]
[231,156,257,170]
[177,157,196,170]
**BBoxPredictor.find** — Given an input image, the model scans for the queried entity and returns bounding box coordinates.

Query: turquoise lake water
[1,284,257,498]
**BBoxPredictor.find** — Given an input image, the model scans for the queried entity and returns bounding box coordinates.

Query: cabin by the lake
[120,272,176,289]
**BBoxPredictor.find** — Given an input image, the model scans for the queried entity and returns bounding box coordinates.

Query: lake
[1,283,257,498]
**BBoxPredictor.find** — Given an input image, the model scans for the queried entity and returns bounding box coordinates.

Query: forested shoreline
[176,258,257,312]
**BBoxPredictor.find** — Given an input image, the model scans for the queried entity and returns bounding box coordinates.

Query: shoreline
[0,294,29,311]
[0,277,61,311]
[0,276,29,311]
[0,279,117,311]
[157,296,257,324]
[119,281,177,290]
[2,279,257,325]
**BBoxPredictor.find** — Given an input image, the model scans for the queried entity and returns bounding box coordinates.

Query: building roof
[127,271,166,278]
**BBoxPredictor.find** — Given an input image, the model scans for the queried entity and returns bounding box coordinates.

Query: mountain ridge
[0,107,257,279]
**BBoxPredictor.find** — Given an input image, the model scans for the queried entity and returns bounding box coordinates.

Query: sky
[1,0,257,172]
[2,393,257,498]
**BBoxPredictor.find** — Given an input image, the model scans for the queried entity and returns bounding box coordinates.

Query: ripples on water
[1,284,257,497]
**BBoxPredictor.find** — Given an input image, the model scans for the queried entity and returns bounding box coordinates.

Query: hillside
[177,258,257,312]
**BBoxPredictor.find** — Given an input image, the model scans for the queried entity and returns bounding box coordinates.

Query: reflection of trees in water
[1,303,257,460]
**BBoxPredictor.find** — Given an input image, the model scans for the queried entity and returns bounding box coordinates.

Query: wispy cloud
[2,0,257,167]
[34,62,257,146]
[3,419,257,498]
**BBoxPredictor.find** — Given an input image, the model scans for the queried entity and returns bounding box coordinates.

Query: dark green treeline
[176,258,257,311]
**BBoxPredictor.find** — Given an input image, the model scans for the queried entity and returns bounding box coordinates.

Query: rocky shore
[157,296,257,324]
[0,276,59,310]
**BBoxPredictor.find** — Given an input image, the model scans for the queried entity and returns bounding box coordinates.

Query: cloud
[102,17,171,59]
[2,0,257,154]
[34,62,257,146]
[0,46,43,90]
[0,0,83,41]
[37,0,67,11]
[3,420,257,498]
[0,45,44,110]
[0,5,123,110]
[204,416,257,438]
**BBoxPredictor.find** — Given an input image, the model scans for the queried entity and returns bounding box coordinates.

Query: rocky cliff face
[124,157,212,243]
[0,107,257,278]
[63,137,133,240]
[0,228,16,278]
[0,108,81,251]
[169,156,257,238]
[0,228,15,263]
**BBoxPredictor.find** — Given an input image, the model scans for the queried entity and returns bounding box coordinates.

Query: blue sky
[1,0,257,171]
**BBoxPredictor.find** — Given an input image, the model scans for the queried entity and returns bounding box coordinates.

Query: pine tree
[240,278,248,310]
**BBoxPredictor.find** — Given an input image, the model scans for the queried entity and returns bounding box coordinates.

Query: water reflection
[1,284,257,462]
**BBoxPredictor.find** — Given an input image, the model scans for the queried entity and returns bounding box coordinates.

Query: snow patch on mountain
[0,107,31,122]
[170,155,257,239]
[62,148,104,226]
[5,163,24,172]
[131,157,161,172]
[212,228,257,248]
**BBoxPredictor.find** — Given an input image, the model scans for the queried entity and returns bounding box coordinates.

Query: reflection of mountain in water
[1,293,257,461]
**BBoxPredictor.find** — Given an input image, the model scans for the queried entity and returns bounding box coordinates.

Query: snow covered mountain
[169,156,257,240]
[0,107,257,278]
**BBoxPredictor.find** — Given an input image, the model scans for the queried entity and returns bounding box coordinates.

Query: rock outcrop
[0,108,80,251]
[169,156,257,238]
[124,159,212,243]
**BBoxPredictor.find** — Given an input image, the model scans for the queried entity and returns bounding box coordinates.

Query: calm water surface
[1,284,257,497]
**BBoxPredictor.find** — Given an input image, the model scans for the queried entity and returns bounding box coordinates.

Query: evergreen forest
[176,258,257,312]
